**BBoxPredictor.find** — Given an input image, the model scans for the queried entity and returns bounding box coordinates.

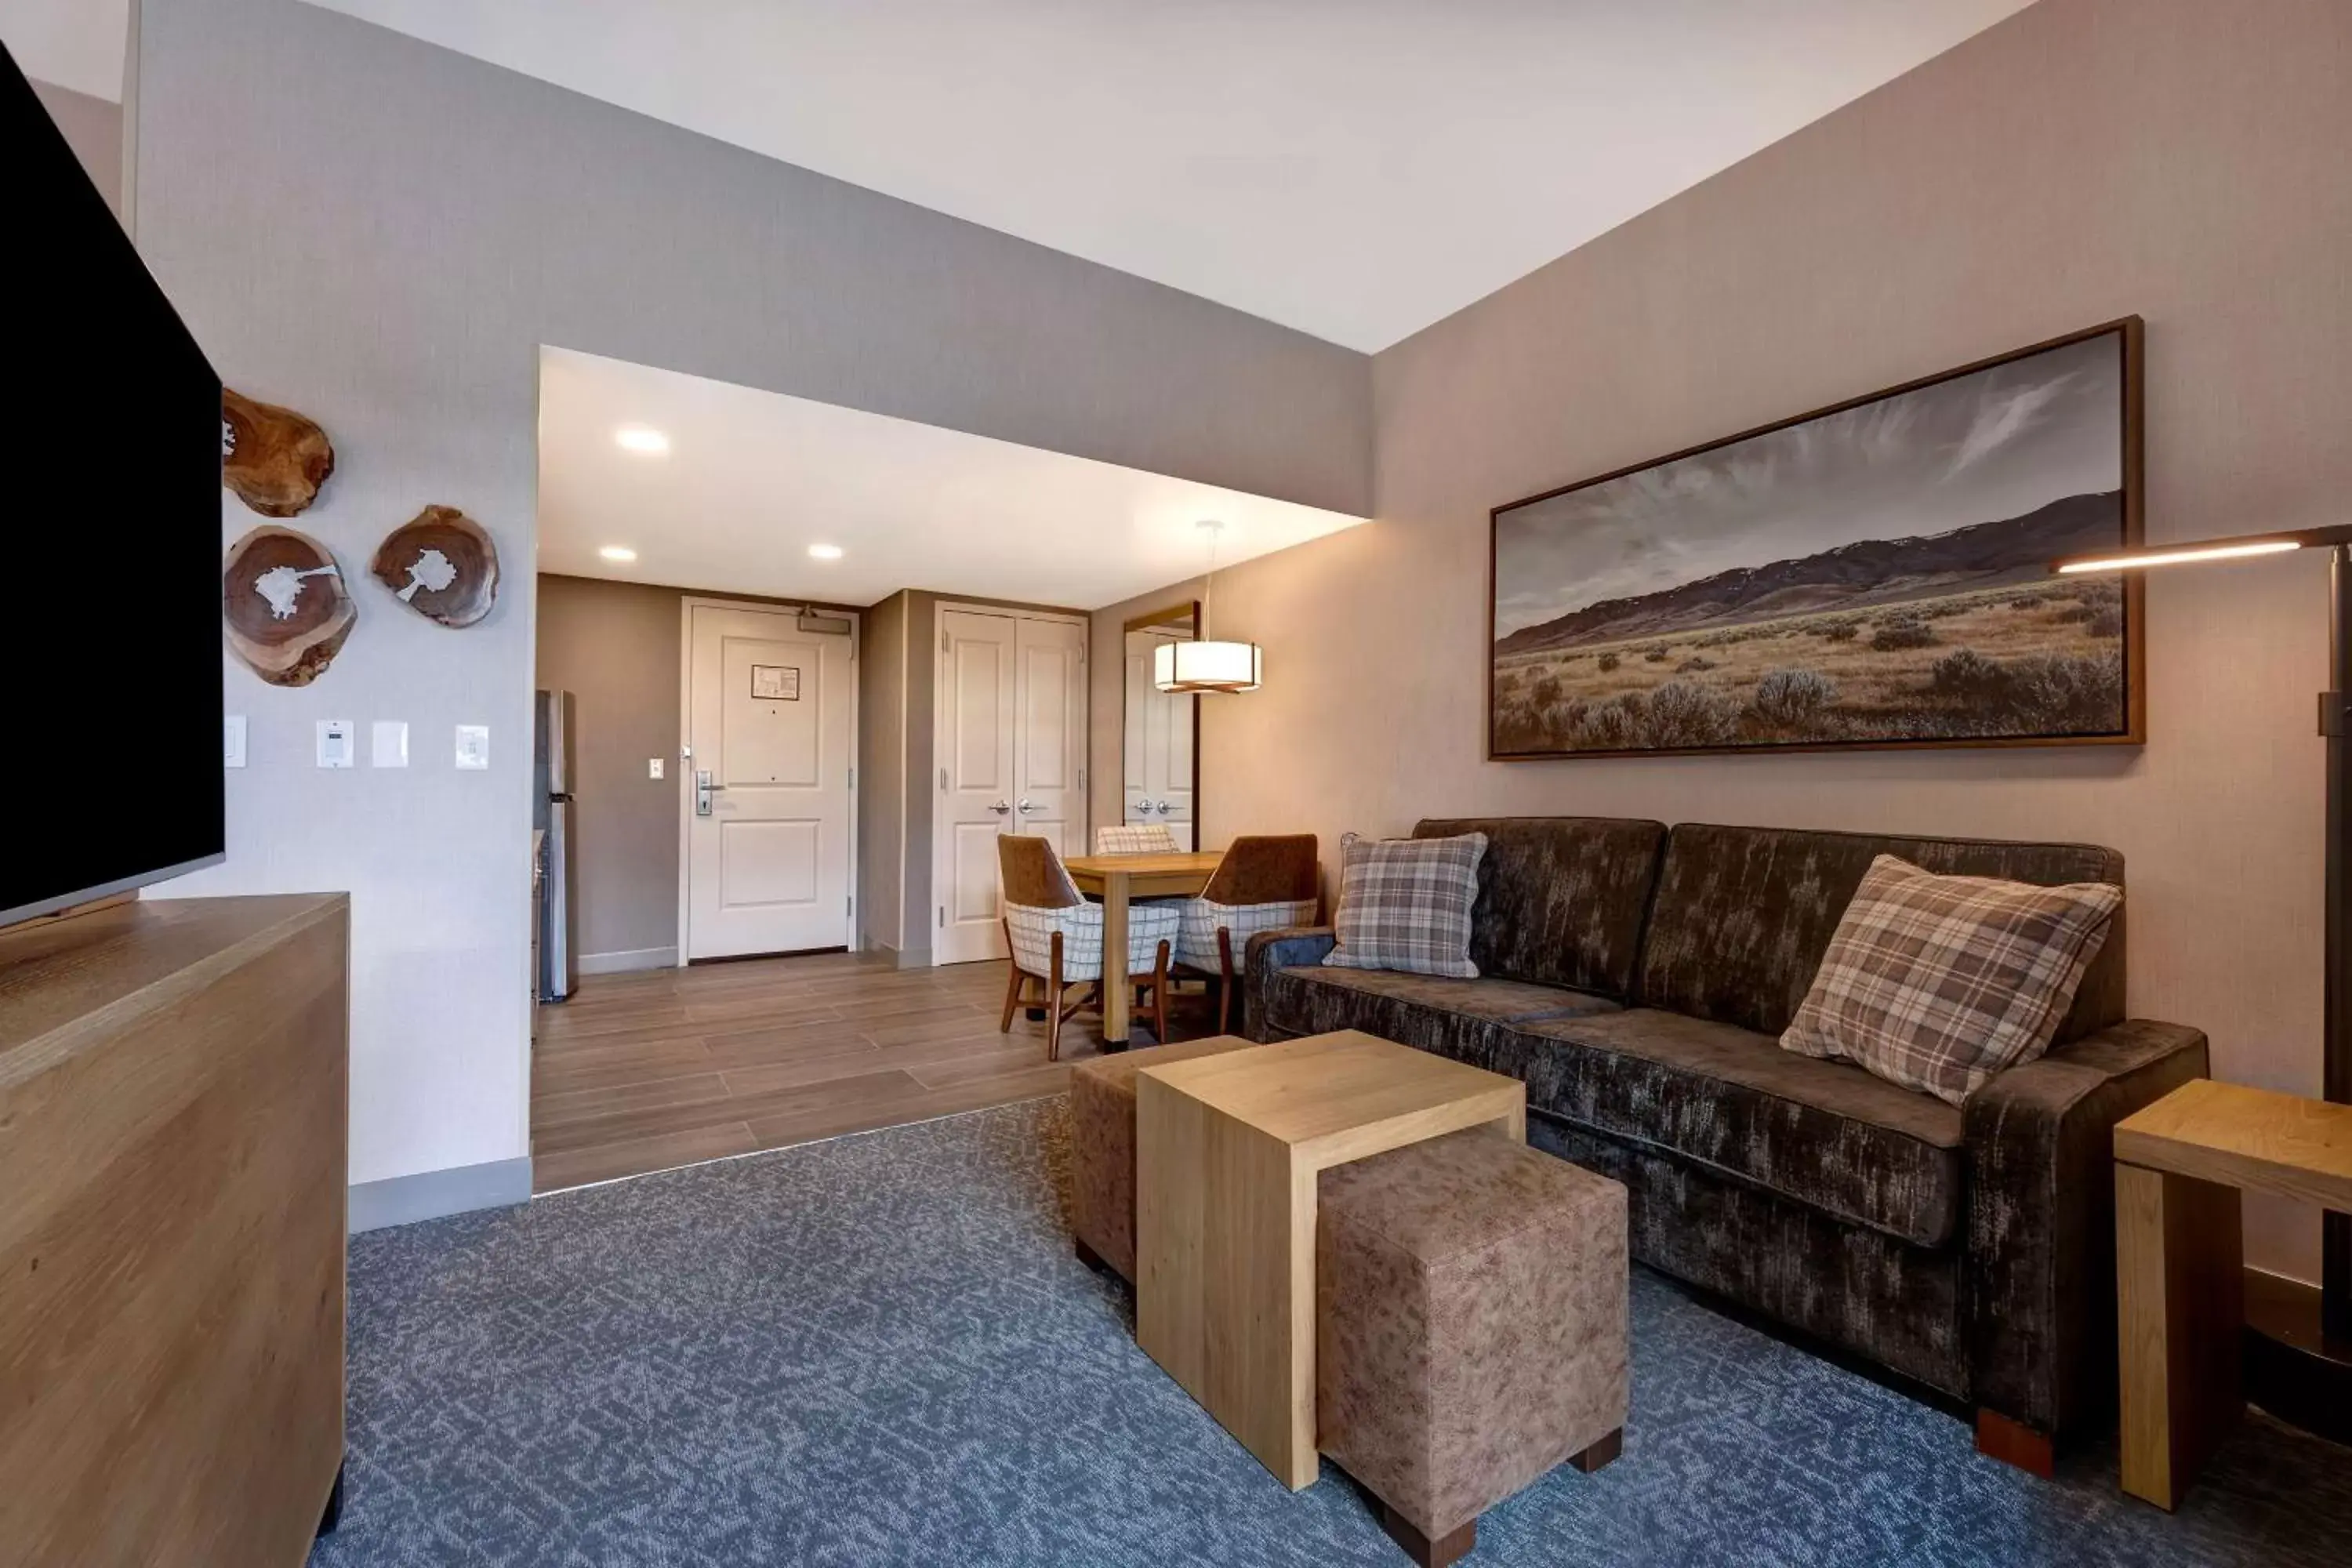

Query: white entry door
[934,608,1087,964]
[684,602,855,960]
[1123,627,1196,851]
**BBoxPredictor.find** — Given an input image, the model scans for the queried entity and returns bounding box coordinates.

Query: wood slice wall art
[222,389,336,517]
[223,525,354,686]
[371,506,499,627]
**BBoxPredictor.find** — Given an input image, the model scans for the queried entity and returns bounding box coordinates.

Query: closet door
[935,611,1018,964]
[1014,617,1086,858]
[931,609,1087,965]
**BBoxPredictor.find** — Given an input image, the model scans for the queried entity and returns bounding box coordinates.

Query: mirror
[1120,601,1200,851]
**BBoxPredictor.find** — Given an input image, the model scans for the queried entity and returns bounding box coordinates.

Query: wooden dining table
[1061,850,1225,1044]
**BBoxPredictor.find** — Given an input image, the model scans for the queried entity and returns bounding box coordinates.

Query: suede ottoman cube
[1067,1035,1261,1281]
[1318,1129,1628,1568]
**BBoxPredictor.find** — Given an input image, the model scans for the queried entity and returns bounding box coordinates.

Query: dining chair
[1171,835,1320,1034]
[997,835,1180,1060]
[1093,822,1181,855]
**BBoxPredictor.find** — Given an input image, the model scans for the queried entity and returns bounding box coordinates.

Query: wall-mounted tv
[2,46,226,927]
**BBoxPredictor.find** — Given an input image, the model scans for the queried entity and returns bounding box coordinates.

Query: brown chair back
[997,833,1083,910]
[1202,834,1319,908]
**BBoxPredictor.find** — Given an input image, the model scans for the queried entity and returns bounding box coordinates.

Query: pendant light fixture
[1155,519,1262,694]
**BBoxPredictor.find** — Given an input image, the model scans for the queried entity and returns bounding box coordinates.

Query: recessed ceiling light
[599,546,638,562]
[808,543,844,561]
[614,426,670,455]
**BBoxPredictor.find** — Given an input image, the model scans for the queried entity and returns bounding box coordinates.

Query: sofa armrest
[1962,1019,2209,1436]
[1242,927,1335,1041]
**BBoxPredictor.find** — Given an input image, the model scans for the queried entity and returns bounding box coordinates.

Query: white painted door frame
[675,597,861,966]
[928,600,1090,967]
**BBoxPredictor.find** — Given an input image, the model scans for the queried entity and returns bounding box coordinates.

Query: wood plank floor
[530,952,1220,1192]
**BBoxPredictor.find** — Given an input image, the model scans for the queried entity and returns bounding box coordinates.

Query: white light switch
[455,724,491,770]
[648,757,665,779]
[316,719,355,769]
[372,720,409,768]
[223,715,247,768]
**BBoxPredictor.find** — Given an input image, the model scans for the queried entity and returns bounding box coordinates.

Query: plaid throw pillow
[1780,855,2121,1105]
[1322,832,1487,978]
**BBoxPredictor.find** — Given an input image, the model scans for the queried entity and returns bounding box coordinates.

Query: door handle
[1155,800,1174,815]
[988,800,1011,815]
[696,770,727,816]
[1017,798,1037,815]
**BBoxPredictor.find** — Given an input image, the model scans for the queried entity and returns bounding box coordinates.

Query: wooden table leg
[1136,1074,1319,1488]
[1101,869,1133,1045]
[2117,1161,2245,1509]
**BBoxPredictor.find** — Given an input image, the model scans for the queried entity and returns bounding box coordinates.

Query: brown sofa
[1245,817,2209,1468]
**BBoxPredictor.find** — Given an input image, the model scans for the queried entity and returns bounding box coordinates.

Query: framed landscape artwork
[1489,318,2143,759]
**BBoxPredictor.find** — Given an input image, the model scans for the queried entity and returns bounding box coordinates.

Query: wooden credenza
[0,895,349,1568]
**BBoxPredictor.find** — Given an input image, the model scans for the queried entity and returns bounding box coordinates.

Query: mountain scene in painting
[1491,332,2130,754]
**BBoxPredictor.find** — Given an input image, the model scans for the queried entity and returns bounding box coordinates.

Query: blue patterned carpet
[310,1098,2351,1567]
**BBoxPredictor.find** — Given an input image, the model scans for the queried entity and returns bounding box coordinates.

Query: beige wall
[30,78,122,220]
[535,575,865,967]
[1181,0,2350,1281]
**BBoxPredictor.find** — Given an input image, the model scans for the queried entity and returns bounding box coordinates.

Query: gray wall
[29,78,122,220]
[857,591,909,955]
[1190,0,2350,1282]
[140,0,1371,1195]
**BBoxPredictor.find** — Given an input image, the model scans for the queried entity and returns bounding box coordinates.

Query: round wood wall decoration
[370,506,499,627]
[223,525,355,687]
[221,389,336,517]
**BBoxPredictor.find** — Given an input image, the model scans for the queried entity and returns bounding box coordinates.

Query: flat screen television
[3,46,226,927]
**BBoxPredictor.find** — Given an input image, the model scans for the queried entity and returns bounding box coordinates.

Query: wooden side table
[1134,1029,1526,1490]
[2113,1079,2352,1508]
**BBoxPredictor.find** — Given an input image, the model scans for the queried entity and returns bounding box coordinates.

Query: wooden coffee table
[1133,1029,1526,1490]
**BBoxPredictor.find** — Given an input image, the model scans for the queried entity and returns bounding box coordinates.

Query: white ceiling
[310,0,2031,350]
[535,347,1365,609]
[0,0,129,99]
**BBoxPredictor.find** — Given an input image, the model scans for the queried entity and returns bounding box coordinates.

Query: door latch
[695,769,725,816]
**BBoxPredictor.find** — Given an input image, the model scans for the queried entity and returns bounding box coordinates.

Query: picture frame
[1487,318,2145,760]
[751,663,800,702]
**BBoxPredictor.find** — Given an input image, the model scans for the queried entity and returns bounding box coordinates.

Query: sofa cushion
[1325,832,1490,978]
[1781,855,2121,1105]
[1261,966,1620,1077]
[1414,817,1666,999]
[1635,823,2125,1043]
[1515,1008,1965,1249]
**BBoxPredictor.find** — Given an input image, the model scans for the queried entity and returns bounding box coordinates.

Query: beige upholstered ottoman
[1067,1034,1261,1281]
[1318,1128,1628,1568]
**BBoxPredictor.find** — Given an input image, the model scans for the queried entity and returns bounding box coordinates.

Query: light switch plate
[455,724,491,770]
[372,720,409,768]
[648,757,665,779]
[223,715,247,768]
[317,719,355,769]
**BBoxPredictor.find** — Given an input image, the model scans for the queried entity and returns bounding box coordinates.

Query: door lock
[695,769,726,816]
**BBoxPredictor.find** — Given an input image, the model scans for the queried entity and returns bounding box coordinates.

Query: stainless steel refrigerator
[534,689,580,1002]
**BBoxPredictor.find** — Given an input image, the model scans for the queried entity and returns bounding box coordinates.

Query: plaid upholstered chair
[1173,835,1319,1034]
[1093,822,1181,854]
[996,835,1181,1060]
